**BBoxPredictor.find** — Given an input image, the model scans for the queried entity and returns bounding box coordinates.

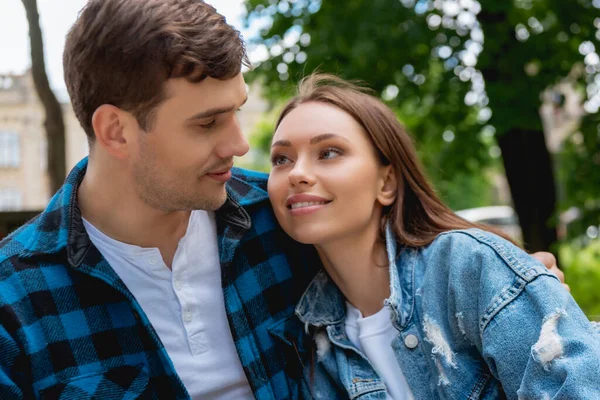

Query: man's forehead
[167,73,244,92]
[163,73,247,108]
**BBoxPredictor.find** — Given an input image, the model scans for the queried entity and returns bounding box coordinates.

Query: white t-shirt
[83,211,253,399]
[345,302,414,400]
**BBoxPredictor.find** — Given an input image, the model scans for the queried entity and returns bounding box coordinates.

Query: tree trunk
[477,4,558,252]
[497,128,558,252]
[21,0,66,195]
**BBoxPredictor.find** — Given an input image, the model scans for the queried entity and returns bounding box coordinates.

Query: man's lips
[206,167,233,182]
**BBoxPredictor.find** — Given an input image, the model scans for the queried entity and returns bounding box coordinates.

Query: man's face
[130,73,249,212]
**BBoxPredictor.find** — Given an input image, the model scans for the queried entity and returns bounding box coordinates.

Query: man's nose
[218,118,249,159]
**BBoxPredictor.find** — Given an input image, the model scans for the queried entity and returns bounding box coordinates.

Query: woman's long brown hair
[275,73,516,247]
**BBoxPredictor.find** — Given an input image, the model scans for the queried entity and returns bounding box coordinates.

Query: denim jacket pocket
[39,364,150,400]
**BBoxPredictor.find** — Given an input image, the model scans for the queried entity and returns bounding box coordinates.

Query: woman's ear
[378,165,398,206]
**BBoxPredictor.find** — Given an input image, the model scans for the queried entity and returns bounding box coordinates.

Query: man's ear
[378,165,398,206]
[91,105,132,159]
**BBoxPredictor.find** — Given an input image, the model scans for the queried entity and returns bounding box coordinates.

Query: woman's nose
[288,160,316,186]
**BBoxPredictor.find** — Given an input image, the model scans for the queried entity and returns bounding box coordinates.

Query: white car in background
[456,206,585,244]
[456,205,522,243]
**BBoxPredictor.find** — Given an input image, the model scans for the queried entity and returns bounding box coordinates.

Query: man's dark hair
[63,0,250,140]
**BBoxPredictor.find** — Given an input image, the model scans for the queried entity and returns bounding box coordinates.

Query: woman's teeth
[290,201,327,210]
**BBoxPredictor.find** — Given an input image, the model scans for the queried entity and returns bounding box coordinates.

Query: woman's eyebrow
[271,139,291,148]
[310,133,350,144]
[271,133,350,148]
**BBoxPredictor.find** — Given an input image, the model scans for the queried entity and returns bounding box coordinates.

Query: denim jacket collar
[295,269,346,327]
[295,221,417,329]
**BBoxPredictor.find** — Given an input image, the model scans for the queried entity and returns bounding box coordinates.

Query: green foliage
[243,0,494,206]
[560,239,600,321]
[240,114,278,172]
[235,101,284,172]
[242,0,600,234]
[434,170,495,210]
[248,102,283,154]
[557,112,600,239]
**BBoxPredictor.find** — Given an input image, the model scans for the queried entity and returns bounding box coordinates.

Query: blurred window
[0,189,22,211]
[0,131,21,168]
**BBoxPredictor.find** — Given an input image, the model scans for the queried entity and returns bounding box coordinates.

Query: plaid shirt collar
[3,157,321,399]
[19,157,269,268]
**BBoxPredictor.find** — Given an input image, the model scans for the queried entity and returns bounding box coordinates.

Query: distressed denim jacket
[290,225,600,399]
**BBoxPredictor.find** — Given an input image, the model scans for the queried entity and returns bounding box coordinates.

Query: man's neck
[315,220,391,317]
[78,160,191,268]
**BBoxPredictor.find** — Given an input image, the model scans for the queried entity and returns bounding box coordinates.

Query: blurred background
[0,0,599,318]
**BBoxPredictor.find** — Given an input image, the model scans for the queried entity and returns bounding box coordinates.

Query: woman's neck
[315,222,391,317]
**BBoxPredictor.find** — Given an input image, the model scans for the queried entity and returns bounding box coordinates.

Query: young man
[0,0,564,399]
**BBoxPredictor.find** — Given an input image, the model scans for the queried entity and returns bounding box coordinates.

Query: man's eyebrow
[187,95,248,120]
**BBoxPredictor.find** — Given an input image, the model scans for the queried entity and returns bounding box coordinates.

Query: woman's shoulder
[422,228,553,283]
[414,229,564,345]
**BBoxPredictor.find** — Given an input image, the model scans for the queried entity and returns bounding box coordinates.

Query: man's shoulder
[0,216,74,311]
[0,213,41,266]
[227,167,270,207]
[231,167,269,188]
[0,191,73,285]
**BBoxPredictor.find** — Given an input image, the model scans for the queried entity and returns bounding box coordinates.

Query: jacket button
[404,334,419,349]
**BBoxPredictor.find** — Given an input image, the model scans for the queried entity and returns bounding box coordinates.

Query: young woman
[267,74,600,399]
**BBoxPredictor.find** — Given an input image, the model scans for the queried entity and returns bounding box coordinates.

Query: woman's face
[267,101,394,245]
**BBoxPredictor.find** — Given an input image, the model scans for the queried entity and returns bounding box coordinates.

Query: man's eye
[199,120,216,129]
[271,154,290,166]
[320,147,343,160]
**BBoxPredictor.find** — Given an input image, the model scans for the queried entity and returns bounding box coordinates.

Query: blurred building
[0,71,268,212]
[0,71,88,211]
[540,83,585,153]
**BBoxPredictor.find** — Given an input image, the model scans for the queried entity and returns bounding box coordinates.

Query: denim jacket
[289,224,600,399]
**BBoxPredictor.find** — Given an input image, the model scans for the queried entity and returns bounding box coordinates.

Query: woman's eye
[320,147,343,160]
[271,154,291,166]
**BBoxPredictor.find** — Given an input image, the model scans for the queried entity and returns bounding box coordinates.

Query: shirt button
[148,257,158,266]
[174,280,182,290]
[183,310,192,323]
[404,334,419,349]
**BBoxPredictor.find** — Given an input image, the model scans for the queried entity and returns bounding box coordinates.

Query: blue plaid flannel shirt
[0,158,321,399]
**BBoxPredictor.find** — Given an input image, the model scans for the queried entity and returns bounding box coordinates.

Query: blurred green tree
[557,110,600,240]
[560,238,600,320]
[242,0,600,252]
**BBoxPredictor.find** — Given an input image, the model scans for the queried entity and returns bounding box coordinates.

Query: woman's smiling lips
[286,194,332,215]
